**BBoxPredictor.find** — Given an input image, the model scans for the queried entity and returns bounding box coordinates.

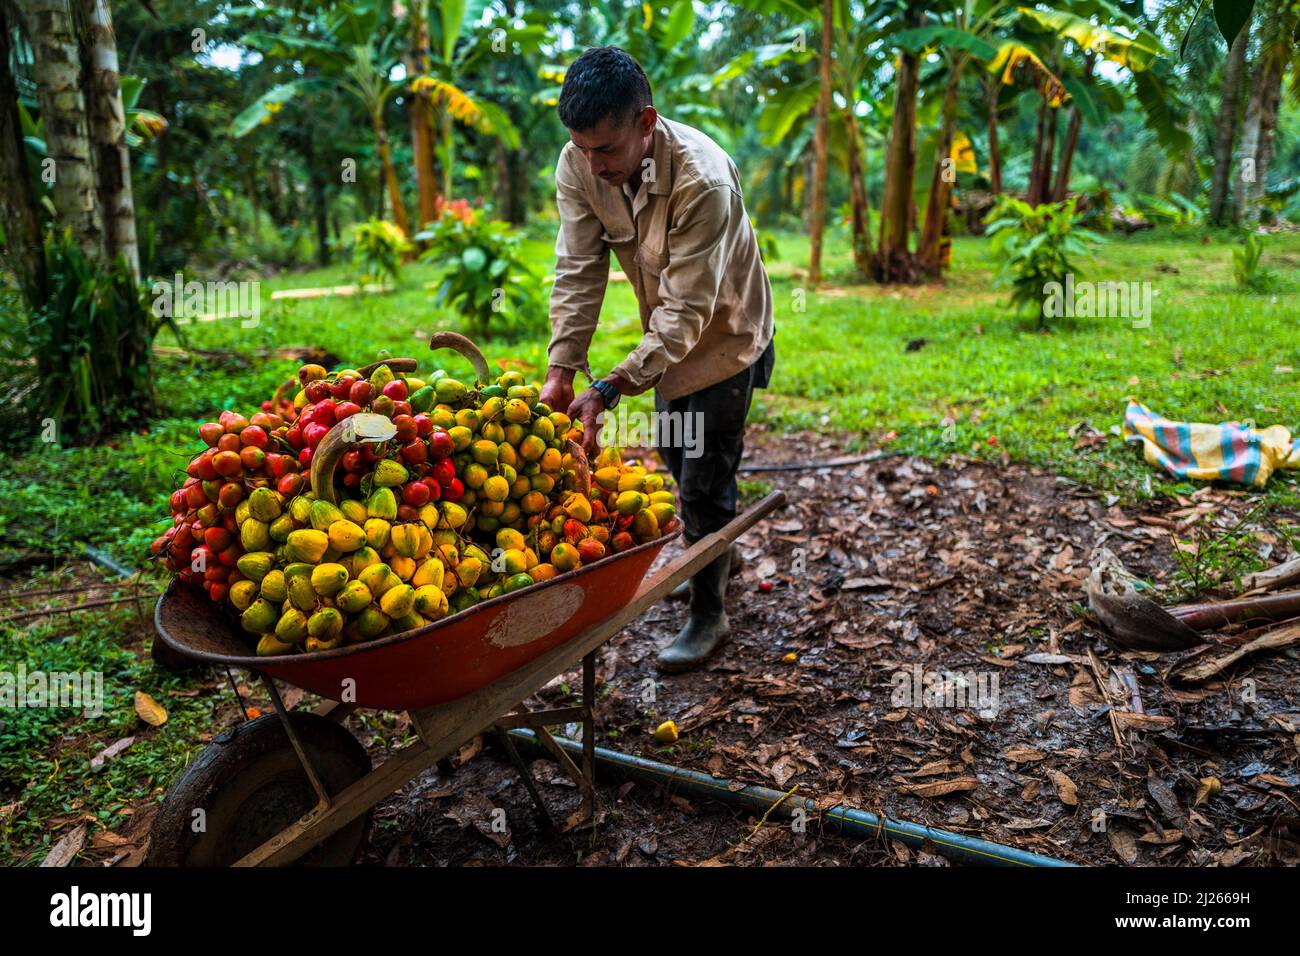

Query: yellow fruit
[615,491,648,515]
[497,442,519,469]
[379,583,415,618]
[240,518,271,552]
[337,580,372,614]
[390,555,416,581]
[412,558,445,589]
[307,607,344,642]
[540,447,562,473]
[455,556,484,589]
[350,546,381,574]
[632,510,659,539]
[448,425,473,451]
[390,523,422,558]
[483,475,510,502]
[288,574,317,612]
[471,439,499,466]
[617,472,645,493]
[356,607,389,638]
[654,720,679,744]
[503,398,531,423]
[359,562,399,597]
[229,579,258,611]
[286,529,329,563]
[340,499,368,524]
[269,514,295,542]
[236,551,275,582]
[594,467,621,492]
[463,462,489,489]
[247,487,282,522]
[328,519,367,552]
[496,528,526,552]
[310,563,349,596]
[439,502,468,529]
[288,495,312,524]
[552,542,580,572]
[275,606,309,644]
[260,569,287,604]
[362,518,391,550]
[257,634,297,657]
[644,473,665,492]
[309,499,344,531]
[562,493,593,522]
[528,563,557,582]
[413,584,448,618]
[521,490,548,514]
[497,549,528,575]
[649,490,676,505]
[241,598,278,634]
[455,407,481,430]
[595,447,621,468]
[649,502,676,527]
[531,417,555,442]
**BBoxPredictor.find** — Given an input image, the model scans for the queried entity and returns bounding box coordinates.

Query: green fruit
[256,634,297,656]
[289,495,313,524]
[337,579,373,614]
[450,588,481,613]
[393,611,426,632]
[310,562,349,596]
[409,385,436,413]
[240,518,271,552]
[269,514,296,542]
[288,574,317,612]
[241,598,278,634]
[283,562,314,579]
[372,459,408,487]
[369,363,395,390]
[356,606,390,638]
[260,569,288,604]
[435,378,467,403]
[471,439,499,466]
[366,486,398,520]
[308,607,344,641]
[309,499,344,531]
[275,606,309,644]
[248,487,282,522]
[503,572,534,593]
[236,551,275,583]
[379,583,415,618]
[340,499,368,524]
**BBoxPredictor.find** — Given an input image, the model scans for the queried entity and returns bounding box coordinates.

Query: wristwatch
[591,378,621,409]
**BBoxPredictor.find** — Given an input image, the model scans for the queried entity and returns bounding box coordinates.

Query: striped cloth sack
[1123,399,1300,489]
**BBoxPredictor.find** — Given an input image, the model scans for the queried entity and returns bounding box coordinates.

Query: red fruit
[611,531,634,552]
[239,425,267,448]
[277,473,304,497]
[382,380,408,401]
[240,446,266,470]
[590,500,608,522]
[413,413,434,438]
[342,449,363,472]
[349,380,373,405]
[199,422,224,446]
[203,560,228,583]
[173,523,194,549]
[402,481,430,507]
[361,443,381,463]
[392,401,412,418]
[563,519,587,544]
[208,581,230,603]
[577,538,605,563]
[212,450,243,478]
[758,579,773,593]
[218,482,243,508]
[201,479,222,502]
[250,412,282,430]
[187,453,217,482]
[430,457,455,486]
[204,526,232,551]
[150,535,169,556]
[342,471,361,489]
[219,544,242,568]
[303,422,330,447]
[270,453,298,478]
[428,432,455,461]
[219,410,248,433]
[170,551,192,573]
[260,400,273,412]
[223,511,239,533]
[396,504,419,522]
[372,395,396,418]
[421,477,442,501]
[335,401,361,421]
[400,439,427,465]
[184,483,208,510]
[311,399,337,427]
[305,381,331,404]
[392,415,417,442]
[442,477,465,502]
[169,488,186,511]
[285,425,304,450]
[217,433,242,454]
[298,447,314,467]
[330,375,357,399]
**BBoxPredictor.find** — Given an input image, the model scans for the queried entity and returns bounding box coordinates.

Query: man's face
[568,107,657,188]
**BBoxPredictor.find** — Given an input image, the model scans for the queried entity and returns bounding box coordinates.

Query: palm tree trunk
[919,60,964,272]
[1208,24,1249,224]
[986,76,1002,195]
[0,5,45,298]
[807,0,832,285]
[374,108,411,235]
[843,108,873,279]
[80,0,139,279]
[23,0,103,260]
[406,2,438,230]
[1051,53,1093,203]
[877,22,921,282]
[1244,54,1283,225]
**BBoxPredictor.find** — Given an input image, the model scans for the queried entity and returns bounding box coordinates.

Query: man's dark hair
[557,46,653,131]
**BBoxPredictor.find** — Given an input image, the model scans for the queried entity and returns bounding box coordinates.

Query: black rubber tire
[147,713,372,866]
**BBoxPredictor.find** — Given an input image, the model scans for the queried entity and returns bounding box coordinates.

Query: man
[538,46,775,673]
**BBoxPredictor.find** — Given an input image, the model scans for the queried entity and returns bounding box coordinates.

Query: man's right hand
[539,366,577,414]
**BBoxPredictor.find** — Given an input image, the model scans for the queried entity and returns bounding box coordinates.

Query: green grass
[1,224,1298,863]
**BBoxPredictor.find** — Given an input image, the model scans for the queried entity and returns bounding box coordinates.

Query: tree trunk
[1208,24,1249,224]
[24,0,103,260]
[843,108,873,279]
[406,2,438,230]
[439,108,454,200]
[1244,53,1283,225]
[876,42,921,281]
[986,77,1002,195]
[1028,100,1057,206]
[919,60,964,273]
[0,5,46,298]
[375,108,411,235]
[1051,53,1093,203]
[807,0,832,285]
[80,0,139,279]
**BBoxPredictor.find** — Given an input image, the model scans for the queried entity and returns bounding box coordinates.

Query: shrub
[984,197,1102,327]
[350,218,412,288]
[415,198,545,339]
[1231,232,1275,291]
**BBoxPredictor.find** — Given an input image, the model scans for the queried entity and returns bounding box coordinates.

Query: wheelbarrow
[147,490,786,866]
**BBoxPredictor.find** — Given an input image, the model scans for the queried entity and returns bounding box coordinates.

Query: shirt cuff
[547,339,593,380]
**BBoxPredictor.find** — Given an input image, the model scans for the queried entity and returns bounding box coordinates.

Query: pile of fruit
[154,334,678,655]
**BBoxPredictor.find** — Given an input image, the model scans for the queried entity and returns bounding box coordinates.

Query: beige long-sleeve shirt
[546,116,774,402]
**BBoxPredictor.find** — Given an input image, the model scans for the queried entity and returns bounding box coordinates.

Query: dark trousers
[654,339,774,542]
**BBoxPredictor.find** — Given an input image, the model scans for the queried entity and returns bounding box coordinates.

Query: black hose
[508,729,1074,867]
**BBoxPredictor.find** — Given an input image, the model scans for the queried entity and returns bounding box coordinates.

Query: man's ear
[638,106,658,137]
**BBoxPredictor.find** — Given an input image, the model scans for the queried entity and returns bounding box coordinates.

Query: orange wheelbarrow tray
[146,491,785,866]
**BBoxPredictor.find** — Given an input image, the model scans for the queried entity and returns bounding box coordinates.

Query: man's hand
[567,387,604,457]
[539,366,576,414]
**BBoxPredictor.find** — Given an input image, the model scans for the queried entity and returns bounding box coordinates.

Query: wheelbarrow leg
[493,727,557,833]
[261,673,332,812]
[580,650,597,822]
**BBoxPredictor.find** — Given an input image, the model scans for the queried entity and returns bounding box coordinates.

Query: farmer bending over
[539,46,775,673]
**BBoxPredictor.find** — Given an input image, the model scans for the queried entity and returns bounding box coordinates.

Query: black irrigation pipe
[508,729,1074,868]
[737,451,908,473]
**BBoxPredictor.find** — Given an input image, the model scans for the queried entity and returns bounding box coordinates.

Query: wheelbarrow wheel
[147,713,372,866]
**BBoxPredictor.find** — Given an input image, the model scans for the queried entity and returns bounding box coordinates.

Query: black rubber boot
[667,544,743,602]
[657,547,731,673]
